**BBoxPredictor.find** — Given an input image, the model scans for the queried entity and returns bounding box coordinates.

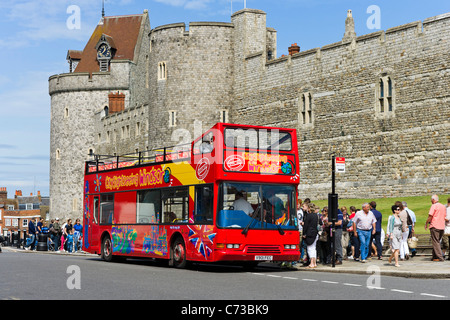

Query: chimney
[288,43,300,56]
[108,92,125,114]
[15,190,22,198]
[0,187,7,202]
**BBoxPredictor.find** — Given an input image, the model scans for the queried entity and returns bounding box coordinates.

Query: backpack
[53,222,61,234]
[406,209,413,226]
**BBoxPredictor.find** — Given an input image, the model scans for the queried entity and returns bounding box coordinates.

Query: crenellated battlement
[48,60,131,95]
[250,12,449,78]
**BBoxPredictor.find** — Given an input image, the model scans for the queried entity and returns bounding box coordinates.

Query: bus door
[90,196,100,250]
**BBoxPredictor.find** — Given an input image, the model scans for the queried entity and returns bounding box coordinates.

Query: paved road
[1,249,449,304]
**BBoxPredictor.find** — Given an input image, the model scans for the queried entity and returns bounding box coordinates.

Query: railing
[86,143,192,173]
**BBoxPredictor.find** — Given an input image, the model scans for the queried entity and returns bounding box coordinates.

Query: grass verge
[309,194,450,234]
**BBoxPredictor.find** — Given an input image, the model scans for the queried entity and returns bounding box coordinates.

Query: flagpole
[244,0,246,9]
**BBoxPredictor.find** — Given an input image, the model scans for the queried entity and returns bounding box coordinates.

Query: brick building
[0,188,49,243]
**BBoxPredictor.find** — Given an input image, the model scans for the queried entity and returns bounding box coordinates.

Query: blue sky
[0,0,448,198]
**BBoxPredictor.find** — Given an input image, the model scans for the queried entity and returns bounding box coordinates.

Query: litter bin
[37,233,48,251]
[12,232,19,247]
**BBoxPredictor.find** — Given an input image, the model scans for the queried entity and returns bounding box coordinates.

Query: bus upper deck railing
[86,143,193,173]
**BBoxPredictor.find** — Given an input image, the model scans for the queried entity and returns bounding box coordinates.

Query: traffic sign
[335,157,345,173]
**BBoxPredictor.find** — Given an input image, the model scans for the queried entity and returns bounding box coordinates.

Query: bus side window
[137,190,161,224]
[162,188,188,224]
[194,185,213,224]
[100,194,114,225]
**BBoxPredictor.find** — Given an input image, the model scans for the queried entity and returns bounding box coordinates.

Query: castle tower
[48,11,149,221]
[147,21,235,148]
[231,9,277,108]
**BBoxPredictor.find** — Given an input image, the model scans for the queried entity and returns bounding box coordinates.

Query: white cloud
[0,0,98,47]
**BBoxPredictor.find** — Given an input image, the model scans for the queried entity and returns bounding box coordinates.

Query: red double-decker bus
[83,123,300,268]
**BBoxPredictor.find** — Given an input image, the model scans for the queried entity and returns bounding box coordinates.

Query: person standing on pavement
[349,206,359,261]
[326,206,343,265]
[53,218,62,252]
[63,219,73,252]
[425,195,446,262]
[24,218,38,251]
[73,218,83,252]
[352,203,377,263]
[303,203,319,269]
[296,199,304,262]
[341,207,350,260]
[36,217,43,234]
[443,198,450,260]
[395,201,409,260]
[387,205,403,267]
[402,201,417,257]
[369,201,383,260]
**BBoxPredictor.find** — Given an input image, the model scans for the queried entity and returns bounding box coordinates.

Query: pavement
[2,245,450,279]
[290,255,450,279]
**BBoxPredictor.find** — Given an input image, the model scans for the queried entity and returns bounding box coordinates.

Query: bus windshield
[218,182,297,230]
[224,128,292,151]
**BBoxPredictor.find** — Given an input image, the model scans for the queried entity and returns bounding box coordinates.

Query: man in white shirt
[233,192,254,216]
[352,203,377,263]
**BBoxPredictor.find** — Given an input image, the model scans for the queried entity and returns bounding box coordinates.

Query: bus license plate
[255,256,273,261]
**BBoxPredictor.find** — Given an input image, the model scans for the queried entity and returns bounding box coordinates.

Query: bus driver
[233,192,254,216]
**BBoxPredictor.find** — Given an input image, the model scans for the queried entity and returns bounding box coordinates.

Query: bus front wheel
[172,237,187,269]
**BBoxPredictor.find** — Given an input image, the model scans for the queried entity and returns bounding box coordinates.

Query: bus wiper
[276,223,285,235]
[241,216,256,235]
[242,201,262,235]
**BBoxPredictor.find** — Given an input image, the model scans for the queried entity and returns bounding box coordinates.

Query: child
[65,229,74,253]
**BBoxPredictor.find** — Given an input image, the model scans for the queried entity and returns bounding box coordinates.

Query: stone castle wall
[231,10,449,199]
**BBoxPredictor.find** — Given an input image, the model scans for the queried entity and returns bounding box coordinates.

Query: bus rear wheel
[172,238,187,269]
[101,236,113,262]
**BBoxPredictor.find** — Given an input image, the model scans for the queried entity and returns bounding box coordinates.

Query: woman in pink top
[425,195,447,261]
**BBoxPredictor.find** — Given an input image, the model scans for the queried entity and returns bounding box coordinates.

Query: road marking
[391,289,413,294]
[367,286,385,290]
[343,283,362,287]
[249,273,447,299]
[420,293,446,298]
[302,278,318,282]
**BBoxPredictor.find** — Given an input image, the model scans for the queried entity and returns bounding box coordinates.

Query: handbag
[319,230,328,242]
[408,237,418,249]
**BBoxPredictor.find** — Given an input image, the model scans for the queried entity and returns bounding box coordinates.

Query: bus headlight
[284,245,298,250]
[226,244,240,249]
